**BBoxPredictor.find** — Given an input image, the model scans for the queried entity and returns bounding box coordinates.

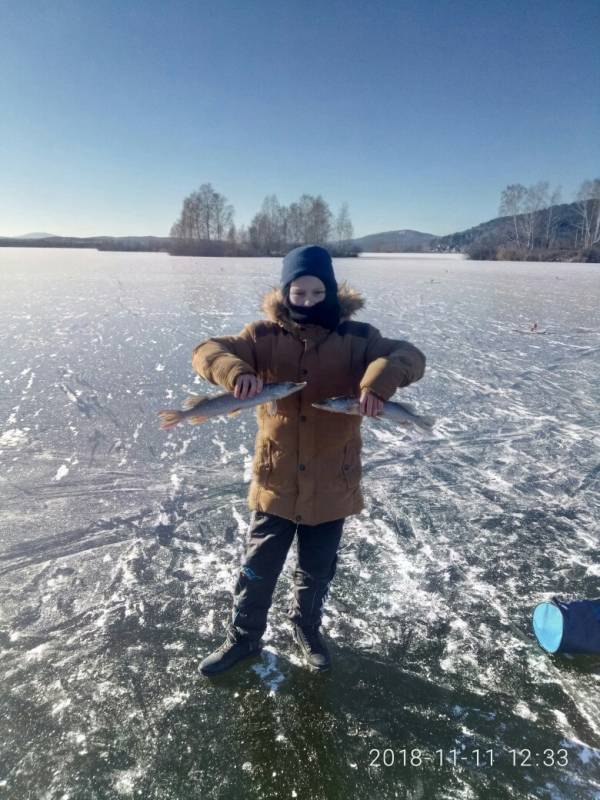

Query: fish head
[276,381,307,396]
[261,381,307,401]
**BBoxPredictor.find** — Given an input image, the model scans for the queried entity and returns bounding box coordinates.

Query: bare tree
[171,194,199,238]
[499,184,527,247]
[522,182,549,249]
[194,184,213,239]
[236,224,249,245]
[301,194,332,243]
[212,192,234,240]
[296,195,314,243]
[575,178,600,248]
[285,202,302,245]
[249,194,287,253]
[170,183,234,241]
[334,202,354,242]
[543,185,562,248]
[263,194,287,250]
[276,194,329,245]
[248,212,270,252]
[498,182,564,250]
[247,193,337,249]
[172,186,342,254]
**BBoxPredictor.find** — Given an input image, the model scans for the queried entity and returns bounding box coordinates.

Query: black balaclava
[280,244,341,330]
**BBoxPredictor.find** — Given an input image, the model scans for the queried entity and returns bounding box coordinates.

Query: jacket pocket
[341,438,362,490]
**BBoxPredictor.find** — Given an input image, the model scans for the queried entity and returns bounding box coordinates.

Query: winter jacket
[191,282,426,525]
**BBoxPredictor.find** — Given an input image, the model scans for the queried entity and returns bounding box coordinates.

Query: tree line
[169,183,357,256]
[464,177,600,261]
[499,179,600,249]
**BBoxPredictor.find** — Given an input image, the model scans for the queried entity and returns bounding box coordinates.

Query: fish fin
[181,394,210,410]
[188,413,210,424]
[227,408,242,417]
[264,401,278,416]
[158,409,184,429]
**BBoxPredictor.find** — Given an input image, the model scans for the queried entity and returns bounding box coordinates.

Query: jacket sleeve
[359,325,426,401]
[191,322,258,392]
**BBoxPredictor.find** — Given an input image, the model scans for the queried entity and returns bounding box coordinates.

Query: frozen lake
[1,248,599,799]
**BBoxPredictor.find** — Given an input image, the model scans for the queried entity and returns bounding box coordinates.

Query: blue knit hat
[280,245,337,292]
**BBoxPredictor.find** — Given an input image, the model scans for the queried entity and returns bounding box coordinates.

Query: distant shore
[463,242,600,263]
[0,236,359,258]
[1,237,598,263]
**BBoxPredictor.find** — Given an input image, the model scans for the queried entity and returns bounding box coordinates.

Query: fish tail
[416,415,436,430]
[158,409,184,429]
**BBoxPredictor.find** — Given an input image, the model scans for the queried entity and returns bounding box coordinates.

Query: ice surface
[0,247,599,799]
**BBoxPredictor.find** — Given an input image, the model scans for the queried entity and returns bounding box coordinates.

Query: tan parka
[191,281,426,526]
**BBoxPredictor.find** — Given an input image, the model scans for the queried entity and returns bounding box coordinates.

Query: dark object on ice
[532,597,600,654]
[199,635,262,675]
[293,623,332,671]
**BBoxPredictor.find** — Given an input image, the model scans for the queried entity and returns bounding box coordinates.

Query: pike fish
[158,381,307,429]
[311,396,436,431]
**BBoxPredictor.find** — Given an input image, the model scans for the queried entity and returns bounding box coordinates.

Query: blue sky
[1,0,599,238]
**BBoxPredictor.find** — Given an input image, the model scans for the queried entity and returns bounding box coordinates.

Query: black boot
[199,635,262,676]
[292,624,331,672]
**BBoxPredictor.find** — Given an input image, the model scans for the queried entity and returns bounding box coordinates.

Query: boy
[192,244,426,674]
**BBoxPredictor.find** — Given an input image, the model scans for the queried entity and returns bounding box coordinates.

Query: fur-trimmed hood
[260,281,366,336]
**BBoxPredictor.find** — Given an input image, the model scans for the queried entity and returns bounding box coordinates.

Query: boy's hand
[359,388,384,417]
[234,374,264,400]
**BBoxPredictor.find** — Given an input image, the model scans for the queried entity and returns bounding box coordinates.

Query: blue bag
[532,596,600,654]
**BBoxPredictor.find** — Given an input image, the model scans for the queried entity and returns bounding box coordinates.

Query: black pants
[228,510,345,643]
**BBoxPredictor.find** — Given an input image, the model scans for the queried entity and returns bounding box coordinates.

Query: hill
[16,232,58,239]
[430,202,588,254]
[349,228,435,252]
